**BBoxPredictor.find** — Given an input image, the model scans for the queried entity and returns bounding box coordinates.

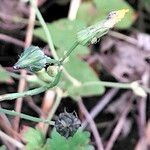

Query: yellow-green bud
[77,9,129,46]
[47,66,58,77]
[36,68,54,83]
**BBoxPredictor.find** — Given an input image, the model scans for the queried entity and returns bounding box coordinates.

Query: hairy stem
[29,0,80,85]
[0,86,47,101]
[60,41,79,63]
[0,108,54,125]
[29,0,58,60]
[83,81,132,89]
[0,69,62,101]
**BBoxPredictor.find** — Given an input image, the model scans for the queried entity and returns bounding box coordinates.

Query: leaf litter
[99,32,150,82]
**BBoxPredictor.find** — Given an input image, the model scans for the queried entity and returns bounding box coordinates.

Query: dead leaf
[99,35,150,82]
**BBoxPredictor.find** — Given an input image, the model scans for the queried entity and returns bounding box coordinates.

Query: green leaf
[0,65,12,83]
[77,0,135,29]
[62,56,105,97]
[68,129,94,150]
[23,127,45,150]
[34,19,105,97]
[76,2,97,26]
[65,56,98,83]
[44,129,95,150]
[68,82,105,97]
[34,19,87,56]
[46,129,68,150]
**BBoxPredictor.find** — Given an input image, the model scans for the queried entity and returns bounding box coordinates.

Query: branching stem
[0,69,62,101]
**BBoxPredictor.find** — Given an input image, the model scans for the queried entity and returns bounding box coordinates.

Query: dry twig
[78,98,104,150]
[105,99,131,150]
[13,0,38,132]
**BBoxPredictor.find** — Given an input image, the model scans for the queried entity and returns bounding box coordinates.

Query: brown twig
[0,130,24,149]
[13,0,38,132]
[0,115,18,139]
[36,90,55,132]
[102,91,131,140]
[137,97,147,138]
[0,33,24,47]
[0,116,16,149]
[43,88,62,134]
[108,31,138,46]
[105,99,131,150]
[24,97,45,117]
[0,105,19,149]
[82,89,118,128]
[136,70,149,150]
[137,97,148,150]
[78,98,104,150]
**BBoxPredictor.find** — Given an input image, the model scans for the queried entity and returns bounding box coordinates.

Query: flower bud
[77,9,128,45]
[14,46,48,72]
[130,81,147,97]
[47,65,58,77]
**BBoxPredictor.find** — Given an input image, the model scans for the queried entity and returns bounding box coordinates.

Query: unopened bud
[77,9,129,45]
[130,81,147,97]
[14,46,47,72]
[47,66,58,77]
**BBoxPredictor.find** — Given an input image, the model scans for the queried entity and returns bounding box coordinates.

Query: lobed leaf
[23,127,45,150]
[44,129,94,150]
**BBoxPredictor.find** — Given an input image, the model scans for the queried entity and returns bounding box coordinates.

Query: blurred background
[0,0,150,150]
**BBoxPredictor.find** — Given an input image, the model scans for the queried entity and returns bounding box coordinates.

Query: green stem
[30,0,79,62]
[9,72,21,79]
[83,81,132,89]
[9,72,47,87]
[63,69,81,86]
[60,41,79,63]
[0,86,47,101]
[29,0,58,60]
[1,74,149,102]
[36,68,54,83]
[0,69,62,101]
[46,57,61,65]
[0,108,54,125]
[29,0,80,85]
